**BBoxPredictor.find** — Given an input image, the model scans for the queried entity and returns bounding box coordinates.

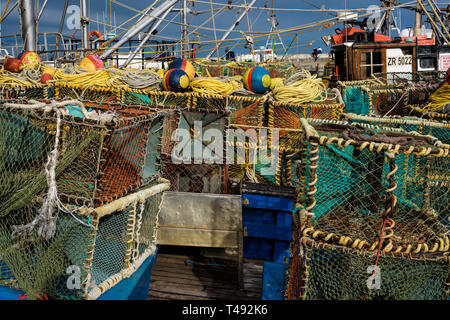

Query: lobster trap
[227,126,306,188]
[267,94,345,130]
[0,100,166,207]
[361,83,439,117]
[226,61,295,79]
[285,119,450,300]
[361,84,408,116]
[338,80,380,116]
[0,84,55,101]
[161,109,230,194]
[54,84,120,104]
[193,59,232,77]
[344,113,450,145]
[0,180,169,300]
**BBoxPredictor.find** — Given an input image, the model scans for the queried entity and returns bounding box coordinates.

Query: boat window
[419,57,436,69]
[359,50,384,79]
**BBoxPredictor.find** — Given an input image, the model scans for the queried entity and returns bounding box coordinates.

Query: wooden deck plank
[149,253,264,300]
[151,270,263,291]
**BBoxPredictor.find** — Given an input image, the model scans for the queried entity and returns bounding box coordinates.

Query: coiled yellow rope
[272,70,327,104]
[423,83,450,113]
[50,68,126,88]
[190,77,243,95]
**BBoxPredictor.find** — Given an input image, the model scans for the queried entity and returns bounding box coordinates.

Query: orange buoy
[79,55,104,72]
[3,58,21,73]
[19,51,42,70]
[41,66,56,84]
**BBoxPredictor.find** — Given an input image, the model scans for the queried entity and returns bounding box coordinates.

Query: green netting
[343,86,370,115]
[0,102,165,207]
[286,120,450,300]
[0,200,91,300]
[0,183,165,300]
[302,246,448,300]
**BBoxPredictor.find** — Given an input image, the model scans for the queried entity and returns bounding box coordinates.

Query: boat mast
[99,0,178,60]
[182,0,188,58]
[123,7,172,67]
[414,0,422,36]
[80,0,89,53]
[18,0,37,52]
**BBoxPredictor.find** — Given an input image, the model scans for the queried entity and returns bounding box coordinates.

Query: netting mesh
[0,85,55,101]
[341,86,370,116]
[225,61,295,79]
[161,109,229,194]
[0,181,167,300]
[286,119,450,300]
[0,101,165,207]
[372,72,446,85]
[227,127,306,187]
[267,99,344,129]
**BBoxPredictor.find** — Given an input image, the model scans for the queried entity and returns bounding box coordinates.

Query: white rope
[12,109,62,240]
[8,100,116,240]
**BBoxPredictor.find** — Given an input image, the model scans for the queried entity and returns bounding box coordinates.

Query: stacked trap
[339,77,441,117]
[0,100,168,299]
[285,119,450,300]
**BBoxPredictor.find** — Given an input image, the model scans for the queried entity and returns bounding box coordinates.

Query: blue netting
[343,87,370,115]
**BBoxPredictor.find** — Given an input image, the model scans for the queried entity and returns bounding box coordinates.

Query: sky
[0,0,445,58]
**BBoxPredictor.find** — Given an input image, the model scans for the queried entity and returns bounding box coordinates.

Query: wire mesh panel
[285,119,450,300]
[372,71,446,85]
[0,100,165,207]
[0,180,169,300]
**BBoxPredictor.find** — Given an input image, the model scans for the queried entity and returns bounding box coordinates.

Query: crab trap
[0,100,166,207]
[161,109,230,194]
[193,59,233,78]
[267,92,345,130]
[0,84,55,101]
[344,113,450,145]
[0,179,169,300]
[227,126,306,188]
[284,119,450,300]
[361,83,438,117]
[226,61,295,79]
